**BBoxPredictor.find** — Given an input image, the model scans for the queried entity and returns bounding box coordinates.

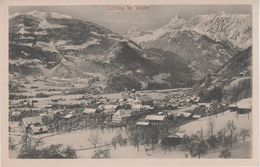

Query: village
[8,75,252,159]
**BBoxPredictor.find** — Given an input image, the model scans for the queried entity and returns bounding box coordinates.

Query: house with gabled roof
[103,105,119,113]
[83,108,97,114]
[136,95,153,106]
[236,98,251,114]
[112,109,133,124]
[144,114,166,125]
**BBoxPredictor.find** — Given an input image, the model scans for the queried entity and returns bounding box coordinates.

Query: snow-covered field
[41,128,127,150]
[179,110,251,135]
[9,107,252,159]
[40,127,187,159]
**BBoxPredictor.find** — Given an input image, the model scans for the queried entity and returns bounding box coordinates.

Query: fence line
[76,143,111,151]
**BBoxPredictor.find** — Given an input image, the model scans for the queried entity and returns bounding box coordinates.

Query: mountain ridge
[126,12,251,49]
[197,46,252,103]
[9,10,194,93]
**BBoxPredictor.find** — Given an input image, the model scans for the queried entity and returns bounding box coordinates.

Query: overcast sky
[9,5,251,34]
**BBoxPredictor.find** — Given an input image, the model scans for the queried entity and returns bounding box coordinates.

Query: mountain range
[126,12,251,49]
[9,10,252,96]
[9,10,193,93]
[126,12,251,79]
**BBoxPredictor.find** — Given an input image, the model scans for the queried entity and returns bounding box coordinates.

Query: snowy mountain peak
[125,26,153,40]
[166,16,187,29]
[10,10,72,20]
[49,12,72,19]
[127,12,252,49]
[26,10,48,18]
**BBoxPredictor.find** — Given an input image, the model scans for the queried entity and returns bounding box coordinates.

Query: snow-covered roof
[132,104,144,109]
[45,104,53,109]
[198,103,211,107]
[22,116,43,125]
[103,105,118,113]
[237,98,251,109]
[104,105,117,110]
[114,109,132,117]
[64,113,74,119]
[192,114,201,119]
[176,112,192,117]
[144,105,154,109]
[83,108,97,114]
[145,115,166,121]
[136,121,150,126]
[167,132,185,138]
[11,112,20,116]
[39,112,47,117]
[175,132,185,138]
[170,105,198,114]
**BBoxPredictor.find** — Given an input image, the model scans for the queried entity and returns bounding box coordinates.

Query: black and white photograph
[6,4,256,160]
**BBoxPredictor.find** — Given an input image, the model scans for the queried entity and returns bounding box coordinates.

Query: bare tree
[207,118,215,136]
[225,120,236,148]
[111,132,125,149]
[206,119,217,151]
[206,135,218,152]
[194,139,208,159]
[181,135,194,157]
[127,122,142,151]
[88,131,100,148]
[181,134,208,159]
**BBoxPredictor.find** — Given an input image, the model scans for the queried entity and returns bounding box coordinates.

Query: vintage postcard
[0,0,259,166]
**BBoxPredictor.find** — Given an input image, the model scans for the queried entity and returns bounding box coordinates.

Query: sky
[9,5,251,34]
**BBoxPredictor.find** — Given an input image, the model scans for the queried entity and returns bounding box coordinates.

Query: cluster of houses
[9,99,36,109]
[110,95,154,124]
[18,95,155,135]
[12,88,252,137]
[134,97,252,146]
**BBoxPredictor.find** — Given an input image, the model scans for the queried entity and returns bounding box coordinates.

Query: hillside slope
[9,10,193,93]
[197,47,252,103]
